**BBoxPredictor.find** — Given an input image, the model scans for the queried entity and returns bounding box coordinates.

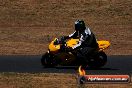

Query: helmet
[75,20,86,31]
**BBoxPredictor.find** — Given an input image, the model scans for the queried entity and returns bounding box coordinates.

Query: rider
[64,20,99,63]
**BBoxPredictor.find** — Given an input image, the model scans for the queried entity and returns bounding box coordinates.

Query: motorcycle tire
[87,51,107,68]
[41,52,56,68]
[97,51,107,67]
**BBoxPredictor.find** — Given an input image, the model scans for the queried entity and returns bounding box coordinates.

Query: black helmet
[75,20,86,31]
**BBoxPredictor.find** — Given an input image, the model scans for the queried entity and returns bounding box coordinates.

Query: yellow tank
[49,38,110,52]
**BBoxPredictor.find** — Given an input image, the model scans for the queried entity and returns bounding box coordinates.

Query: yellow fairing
[49,38,60,52]
[49,38,79,52]
[49,38,110,52]
[97,40,110,50]
[66,39,79,47]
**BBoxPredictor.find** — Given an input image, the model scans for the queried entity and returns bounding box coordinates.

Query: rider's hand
[58,36,66,44]
[61,36,68,40]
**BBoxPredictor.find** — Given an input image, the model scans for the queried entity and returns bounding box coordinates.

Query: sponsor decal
[78,66,130,84]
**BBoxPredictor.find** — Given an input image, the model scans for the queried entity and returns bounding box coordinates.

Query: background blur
[0,0,131,55]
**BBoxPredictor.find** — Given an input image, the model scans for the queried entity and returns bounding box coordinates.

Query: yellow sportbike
[41,37,110,68]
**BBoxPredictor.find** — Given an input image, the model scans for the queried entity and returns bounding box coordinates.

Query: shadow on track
[55,66,119,70]
[0,55,131,74]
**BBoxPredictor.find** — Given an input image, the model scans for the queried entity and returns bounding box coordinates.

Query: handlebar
[53,37,69,52]
[54,36,66,45]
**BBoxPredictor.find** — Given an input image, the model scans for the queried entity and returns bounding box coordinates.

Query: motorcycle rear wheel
[97,51,107,67]
[87,51,107,68]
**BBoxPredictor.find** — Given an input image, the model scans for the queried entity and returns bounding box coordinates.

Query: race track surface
[0,55,132,74]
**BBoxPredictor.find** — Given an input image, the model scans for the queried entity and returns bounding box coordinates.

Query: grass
[0,0,131,55]
[0,0,131,87]
[0,72,132,88]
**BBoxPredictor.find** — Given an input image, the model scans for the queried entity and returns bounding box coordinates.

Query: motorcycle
[41,36,110,68]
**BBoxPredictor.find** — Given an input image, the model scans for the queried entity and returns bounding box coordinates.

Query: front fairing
[49,38,60,52]
[49,38,79,52]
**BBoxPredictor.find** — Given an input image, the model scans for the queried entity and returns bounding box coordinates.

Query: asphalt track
[0,55,132,74]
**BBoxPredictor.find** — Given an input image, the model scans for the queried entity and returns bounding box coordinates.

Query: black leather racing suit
[65,27,99,63]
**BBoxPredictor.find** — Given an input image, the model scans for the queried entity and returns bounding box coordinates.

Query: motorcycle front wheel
[41,52,57,68]
[87,51,107,68]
